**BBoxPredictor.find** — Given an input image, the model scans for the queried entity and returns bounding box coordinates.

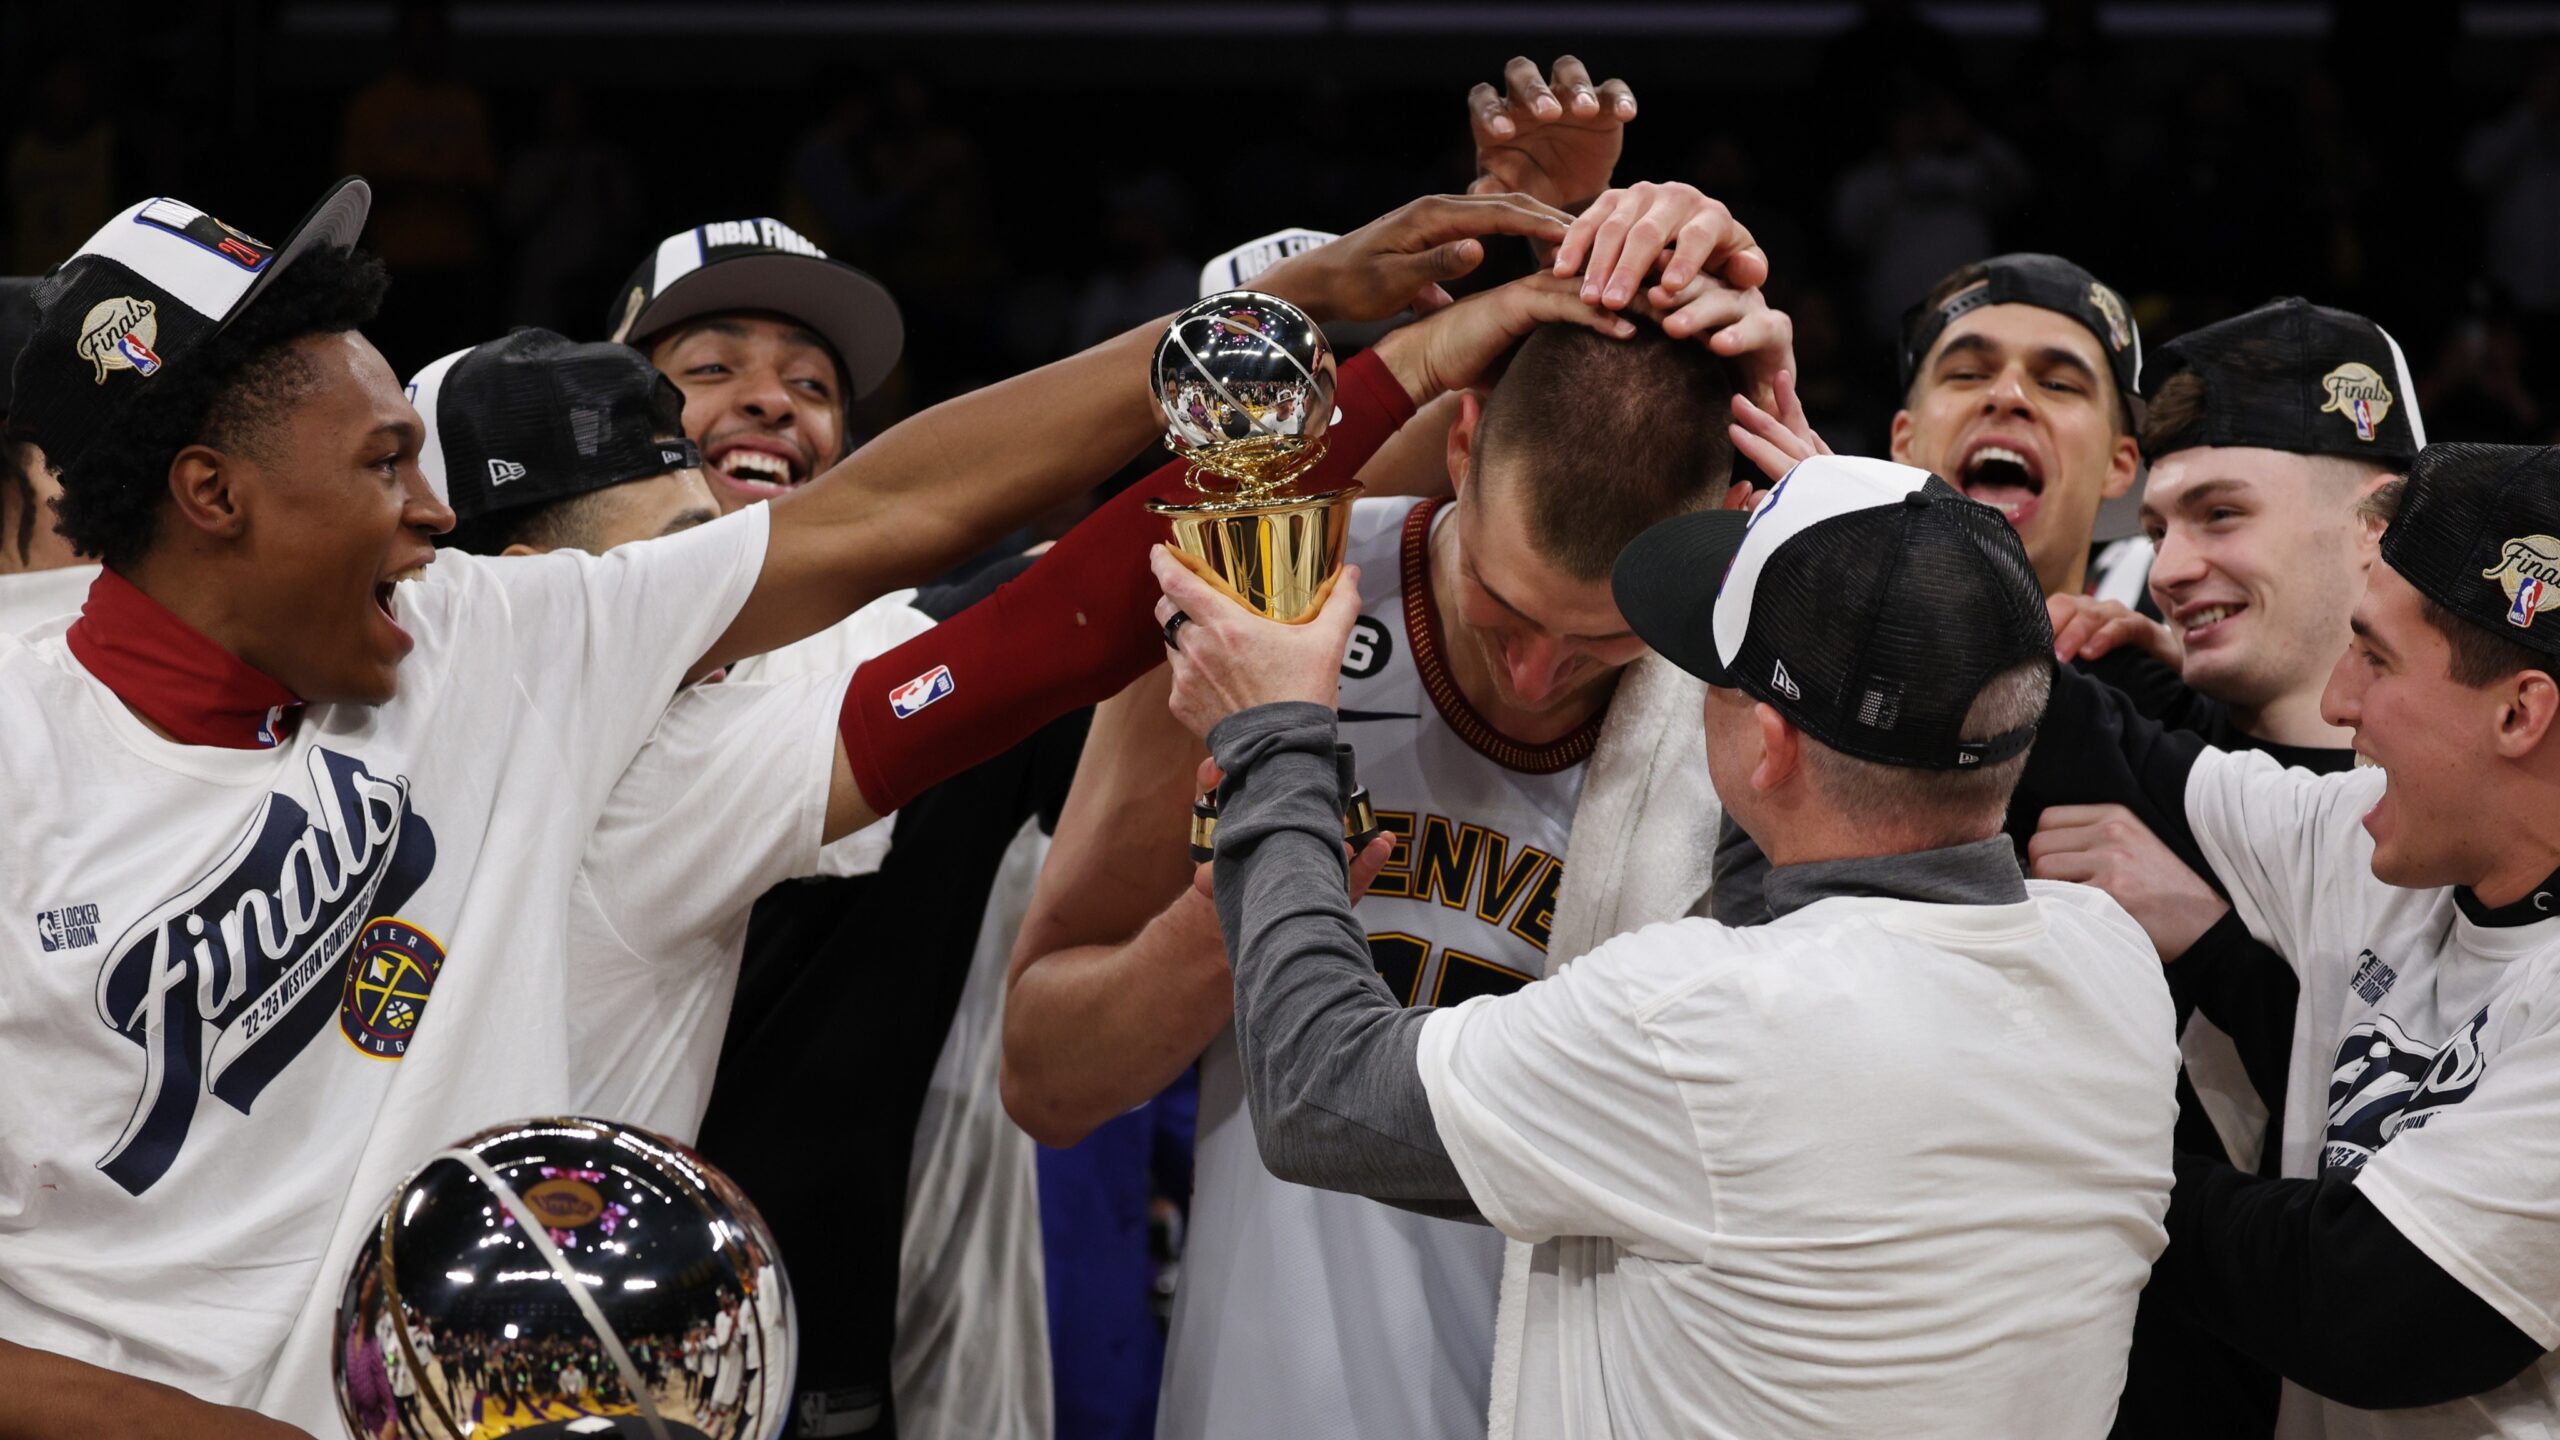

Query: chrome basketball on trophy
[1152,291,1383,862]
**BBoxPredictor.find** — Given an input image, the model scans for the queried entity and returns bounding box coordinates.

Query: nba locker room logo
[90,748,438,1195]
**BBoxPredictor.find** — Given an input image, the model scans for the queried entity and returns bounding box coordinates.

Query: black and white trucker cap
[406,328,700,528]
[2144,296,2426,466]
[7,178,371,467]
[606,217,903,400]
[1614,455,2055,770]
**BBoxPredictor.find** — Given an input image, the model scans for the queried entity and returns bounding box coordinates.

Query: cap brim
[1612,508,1754,687]
[625,254,905,399]
[230,176,371,329]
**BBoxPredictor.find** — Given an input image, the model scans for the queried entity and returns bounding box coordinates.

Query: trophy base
[1150,485,1361,624]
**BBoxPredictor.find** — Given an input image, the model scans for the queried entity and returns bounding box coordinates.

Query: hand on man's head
[1152,548,1364,739]
[1370,269,1634,404]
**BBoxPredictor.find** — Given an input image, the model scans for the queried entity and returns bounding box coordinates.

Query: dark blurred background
[9,0,2560,454]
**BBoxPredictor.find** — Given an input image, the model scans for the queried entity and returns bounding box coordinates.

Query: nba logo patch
[889,663,955,718]
[2352,397,2375,441]
[115,331,162,377]
[2512,577,2548,629]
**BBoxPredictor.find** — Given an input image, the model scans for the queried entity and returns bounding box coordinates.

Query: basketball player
[1005,254,1782,1435]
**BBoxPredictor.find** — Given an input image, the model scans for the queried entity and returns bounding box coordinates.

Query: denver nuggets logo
[2320,362,2394,442]
[2484,535,2560,629]
[76,296,161,384]
[338,916,445,1058]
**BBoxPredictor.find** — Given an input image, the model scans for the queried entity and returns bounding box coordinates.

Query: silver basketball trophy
[335,1117,794,1440]
[1151,292,1381,862]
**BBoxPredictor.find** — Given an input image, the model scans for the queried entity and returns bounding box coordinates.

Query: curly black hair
[42,246,390,570]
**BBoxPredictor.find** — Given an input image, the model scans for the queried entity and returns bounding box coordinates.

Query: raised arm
[698,192,1580,675]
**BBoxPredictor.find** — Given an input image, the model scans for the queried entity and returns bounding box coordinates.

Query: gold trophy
[1150,292,1379,862]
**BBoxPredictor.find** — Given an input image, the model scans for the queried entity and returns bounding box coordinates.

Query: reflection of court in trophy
[1149,291,1359,624]
[334,1116,794,1440]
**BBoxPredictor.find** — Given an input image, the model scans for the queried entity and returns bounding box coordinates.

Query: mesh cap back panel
[1733,488,2053,768]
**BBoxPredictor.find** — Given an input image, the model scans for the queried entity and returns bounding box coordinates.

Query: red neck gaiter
[65,568,303,748]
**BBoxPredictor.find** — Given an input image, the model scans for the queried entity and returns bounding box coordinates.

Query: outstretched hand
[1468,55,1638,212]
[1153,549,1366,739]
[1256,193,1576,325]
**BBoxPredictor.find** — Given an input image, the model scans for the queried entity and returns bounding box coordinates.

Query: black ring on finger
[1163,611,1190,651]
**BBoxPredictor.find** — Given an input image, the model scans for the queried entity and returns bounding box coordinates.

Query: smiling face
[2143,447,2383,717]
[210,331,452,703]
[648,314,847,512]
[1891,300,2140,596]
[2322,564,2527,889]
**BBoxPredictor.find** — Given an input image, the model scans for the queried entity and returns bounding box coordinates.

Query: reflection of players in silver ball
[332,1115,793,1440]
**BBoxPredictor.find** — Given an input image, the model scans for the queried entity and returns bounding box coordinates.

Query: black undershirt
[692,555,1089,1439]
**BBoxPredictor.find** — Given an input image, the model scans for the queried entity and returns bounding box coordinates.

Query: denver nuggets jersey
[1158,496,1596,1440]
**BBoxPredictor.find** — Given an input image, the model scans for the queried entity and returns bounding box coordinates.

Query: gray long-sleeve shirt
[1207,700,2027,1218]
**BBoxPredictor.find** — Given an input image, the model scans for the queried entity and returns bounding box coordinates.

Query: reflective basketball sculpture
[335,1117,794,1440]
[1149,290,1355,623]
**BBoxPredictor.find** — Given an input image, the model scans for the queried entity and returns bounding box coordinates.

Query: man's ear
[1445,390,1485,500]
[500,542,546,558]
[2496,669,2560,761]
[1751,701,1802,793]
[1887,408,1916,466]
[167,444,247,541]
[2101,433,2142,501]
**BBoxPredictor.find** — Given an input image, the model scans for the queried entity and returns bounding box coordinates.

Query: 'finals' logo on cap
[75,296,161,383]
[2321,361,2395,442]
[2484,534,2560,629]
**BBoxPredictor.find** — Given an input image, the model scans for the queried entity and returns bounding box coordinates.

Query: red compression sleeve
[841,347,1418,815]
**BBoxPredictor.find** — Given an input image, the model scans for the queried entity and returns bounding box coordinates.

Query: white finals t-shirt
[1416,883,2179,1440]
[0,506,767,1409]
[2187,748,2560,1440]
[565,590,933,1143]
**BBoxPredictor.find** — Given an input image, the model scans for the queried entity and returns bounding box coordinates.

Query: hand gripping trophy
[1150,292,1381,861]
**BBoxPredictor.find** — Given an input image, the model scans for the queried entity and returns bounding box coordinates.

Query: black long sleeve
[2168,910,2301,1129]
[2003,661,2212,867]
[2161,1152,2545,1408]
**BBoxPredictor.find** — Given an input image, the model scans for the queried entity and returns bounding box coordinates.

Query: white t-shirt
[565,591,932,1142]
[2187,748,2560,1440]
[0,561,96,636]
[0,506,767,1411]
[1415,883,2178,1440]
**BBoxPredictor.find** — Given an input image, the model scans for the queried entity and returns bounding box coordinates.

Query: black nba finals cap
[7,179,371,467]
[1614,456,2055,769]
[2143,297,2426,466]
[405,328,701,527]
[606,217,904,400]
[1898,253,2143,420]
[2381,443,2560,660]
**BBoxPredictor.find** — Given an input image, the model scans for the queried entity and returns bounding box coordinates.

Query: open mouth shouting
[705,434,812,502]
[1954,436,2047,531]
[372,556,431,653]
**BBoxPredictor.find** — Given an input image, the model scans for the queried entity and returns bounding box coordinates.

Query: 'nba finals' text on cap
[1898,253,2144,421]
[1199,228,1339,301]
[2142,296,2426,466]
[606,217,904,401]
[6,178,372,468]
[2381,443,2560,659]
[1613,455,2056,770]
[406,328,701,526]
